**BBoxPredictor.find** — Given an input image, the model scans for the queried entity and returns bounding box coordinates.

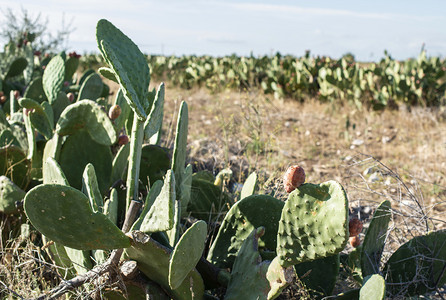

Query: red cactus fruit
[108,104,121,120]
[283,165,305,193]
[349,218,363,237]
[63,81,70,87]
[0,96,6,104]
[349,235,361,248]
[118,135,129,146]
[67,93,75,102]
[13,90,20,100]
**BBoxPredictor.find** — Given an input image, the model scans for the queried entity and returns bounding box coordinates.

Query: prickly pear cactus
[383,229,446,297]
[169,220,207,290]
[139,170,175,233]
[58,129,112,194]
[96,19,151,119]
[139,144,170,190]
[240,171,257,200]
[0,145,31,190]
[125,231,204,300]
[361,200,391,277]
[144,82,165,141]
[0,176,25,214]
[56,99,116,146]
[42,55,65,104]
[19,98,53,139]
[172,101,188,196]
[276,181,349,267]
[208,194,284,269]
[359,274,386,300]
[294,254,340,298]
[77,72,103,102]
[24,184,130,250]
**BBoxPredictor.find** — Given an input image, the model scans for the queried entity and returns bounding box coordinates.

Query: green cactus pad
[51,92,70,122]
[172,101,188,195]
[64,247,93,275]
[224,229,269,300]
[42,133,62,163]
[104,188,119,225]
[56,100,116,146]
[77,72,103,102]
[24,184,130,250]
[42,55,65,104]
[187,177,231,222]
[98,67,118,83]
[0,129,19,148]
[359,274,385,300]
[41,235,76,279]
[64,56,79,81]
[294,254,340,298]
[23,77,47,103]
[169,220,207,290]
[0,145,31,190]
[42,157,69,185]
[112,88,131,132]
[96,19,150,119]
[82,163,104,212]
[266,257,296,300]
[19,98,53,139]
[59,130,112,194]
[144,83,165,140]
[5,57,28,79]
[139,144,170,190]
[0,176,25,214]
[140,170,175,233]
[383,230,446,297]
[180,164,193,217]
[361,200,391,277]
[131,180,163,232]
[240,171,257,200]
[126,231,204,300]
[207,194,284,269]
[276,181,349,267]
[110,143,130,184]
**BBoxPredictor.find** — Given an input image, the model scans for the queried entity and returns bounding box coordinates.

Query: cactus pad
[144,83,165,140]
[42,55,65,104]
[0,145,31,190]
[96,19,150,119]
[240,171,257,200]
[359,274,386,300]
[42,157,69,185]
[169,220,207,290]
[0,176,25,214]
[139,144,170,190]
[56,100,116,146]
[383,229,446,297]
[276,181,349,267]
[19,98,53,139]
[77,72,103,102]
[140,170,175,233]
[24,184,130,250]
[207,194,284,269]
[126,231,204,300]
[361,200,391,277]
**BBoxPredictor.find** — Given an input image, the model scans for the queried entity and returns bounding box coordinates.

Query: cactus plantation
[0,18,445,300]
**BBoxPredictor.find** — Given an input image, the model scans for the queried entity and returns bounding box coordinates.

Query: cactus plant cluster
[82,48,446,109]
[1,19,446,300]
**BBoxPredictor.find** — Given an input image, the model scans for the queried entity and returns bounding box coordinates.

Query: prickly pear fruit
[108,104,121,120]
[350,235,361,247]
[67,93,75,102]
[118,134,129,146]
[283,165,305,193]
[349,218,363,237]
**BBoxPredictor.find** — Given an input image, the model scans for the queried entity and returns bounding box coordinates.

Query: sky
[1,0,446,61]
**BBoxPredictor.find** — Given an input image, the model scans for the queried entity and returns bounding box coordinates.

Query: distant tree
[341,52,355,64]
[0,7,75,53]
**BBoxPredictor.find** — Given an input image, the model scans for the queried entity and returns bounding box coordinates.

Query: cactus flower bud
[283,165,305,193]
[118,135,129,146]
[349,235,361,248]
[108,104,121,120]
[67,93,75,102]
[349,218,363,237]
[63,81,70,87]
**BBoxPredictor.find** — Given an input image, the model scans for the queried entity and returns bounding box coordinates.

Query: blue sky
[2,0,446,61]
